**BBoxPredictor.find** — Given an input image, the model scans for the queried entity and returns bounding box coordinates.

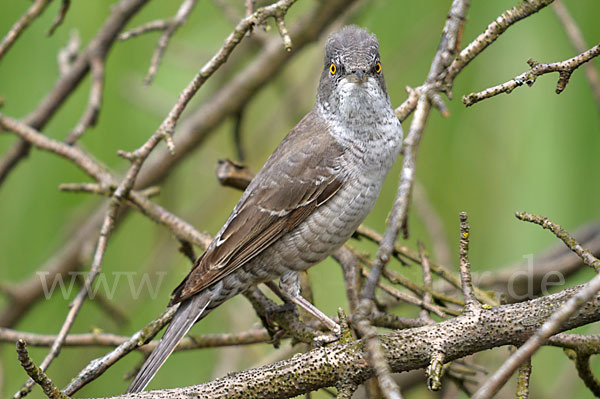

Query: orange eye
[330,63,336,75]
[375,61,382,74]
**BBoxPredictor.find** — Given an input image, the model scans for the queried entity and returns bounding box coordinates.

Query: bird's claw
[313,323,341,347]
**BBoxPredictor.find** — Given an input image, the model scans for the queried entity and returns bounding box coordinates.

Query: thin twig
[360,268,446,318]
[333,246,361,314]
[0,0,150,187]
[418,241,435,323]
[57,30,80,76]
[463,44,600,106]
[564,349,600,396]
[458,212,480,310]
[0,0,52,62]
[245,0,256,16]
[413,182,452,268]
[444,0,555,87]
[362,0,470,305]
[61,306,177,395]
[516,212,600,273]
[118,20,169,41]
[73,274,129,326]
[355,225,497,306]
[552,1,600,116]
[65,56,105,144]
[15,340,69,399]
[0,113,113,184]
[143,0,199,85]
[144,0,298,154]
[1,326,271,352]
[47,0,71,36]
[472,214,600,399]
[13,198,121,398]
[515,356,532,399]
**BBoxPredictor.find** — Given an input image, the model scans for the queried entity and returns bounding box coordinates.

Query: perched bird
[127,25,403,393]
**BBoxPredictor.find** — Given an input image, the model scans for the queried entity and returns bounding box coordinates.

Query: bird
[127,25,403,393]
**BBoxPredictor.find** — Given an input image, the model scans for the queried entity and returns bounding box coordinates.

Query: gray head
[316,26,391,120]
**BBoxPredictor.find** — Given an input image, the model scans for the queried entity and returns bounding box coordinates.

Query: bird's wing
[170,111,346,305]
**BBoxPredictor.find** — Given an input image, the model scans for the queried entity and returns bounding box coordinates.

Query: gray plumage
[127,25,403,393]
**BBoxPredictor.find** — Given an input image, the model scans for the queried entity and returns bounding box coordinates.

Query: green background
[0,0,599,398]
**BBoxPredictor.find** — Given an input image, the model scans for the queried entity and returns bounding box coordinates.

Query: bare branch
[65,56,105,144]
[472,214,600,399]
[0,0,150,187]
[418,242,435,323]
[564,349,600,396]
[547,333,600,353]
[333,246,360,314]
[57,30,80,76]
[355,225,496,306]
[46,0,71,36]
[0,0,52,63]
[463,44,600,106]
[15,340,69,399]
[458,212,480,309]
[14,200,122,398]
[444,0,555,86]
[61,307,177,396]
[369,272,447,318]
[145,0,199,85]
[215,159,254,190]
[1,326,271,352]
[99,284,600,398]
[515,356,532,399]
[141,0,299,155]
[477,220,600,301]
[552,1,600,115]
[515,212,600,273]
[119,20,169,41]
[0,113,113,184]
[413,182,452,268]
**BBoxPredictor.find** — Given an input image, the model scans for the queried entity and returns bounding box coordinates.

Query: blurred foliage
[0,0,599,398]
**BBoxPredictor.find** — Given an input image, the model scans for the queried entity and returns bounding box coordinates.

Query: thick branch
[101,284,600,398]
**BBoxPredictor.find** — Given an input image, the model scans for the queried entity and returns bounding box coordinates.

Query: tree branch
[0,0,52,62]
[99,284,600,398]
[472,213,600,399]
[463,43,600,106]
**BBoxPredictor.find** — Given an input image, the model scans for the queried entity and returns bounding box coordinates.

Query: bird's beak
[347,70,368,84]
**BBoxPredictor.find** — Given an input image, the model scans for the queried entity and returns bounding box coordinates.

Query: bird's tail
[127,293,211,393]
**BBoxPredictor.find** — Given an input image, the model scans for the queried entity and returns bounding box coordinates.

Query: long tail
[127,293,211,393]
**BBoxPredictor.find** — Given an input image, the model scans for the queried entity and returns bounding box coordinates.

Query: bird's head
[316,26,390,118]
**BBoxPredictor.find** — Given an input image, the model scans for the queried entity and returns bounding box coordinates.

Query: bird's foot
[265,301,298,325]
[313,324,341,347]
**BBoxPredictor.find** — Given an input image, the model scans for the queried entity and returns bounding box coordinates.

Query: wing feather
[170,111,346,305]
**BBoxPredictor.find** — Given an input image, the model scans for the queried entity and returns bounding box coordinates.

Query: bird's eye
[375,61,382,74]
[330,63,336,75]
